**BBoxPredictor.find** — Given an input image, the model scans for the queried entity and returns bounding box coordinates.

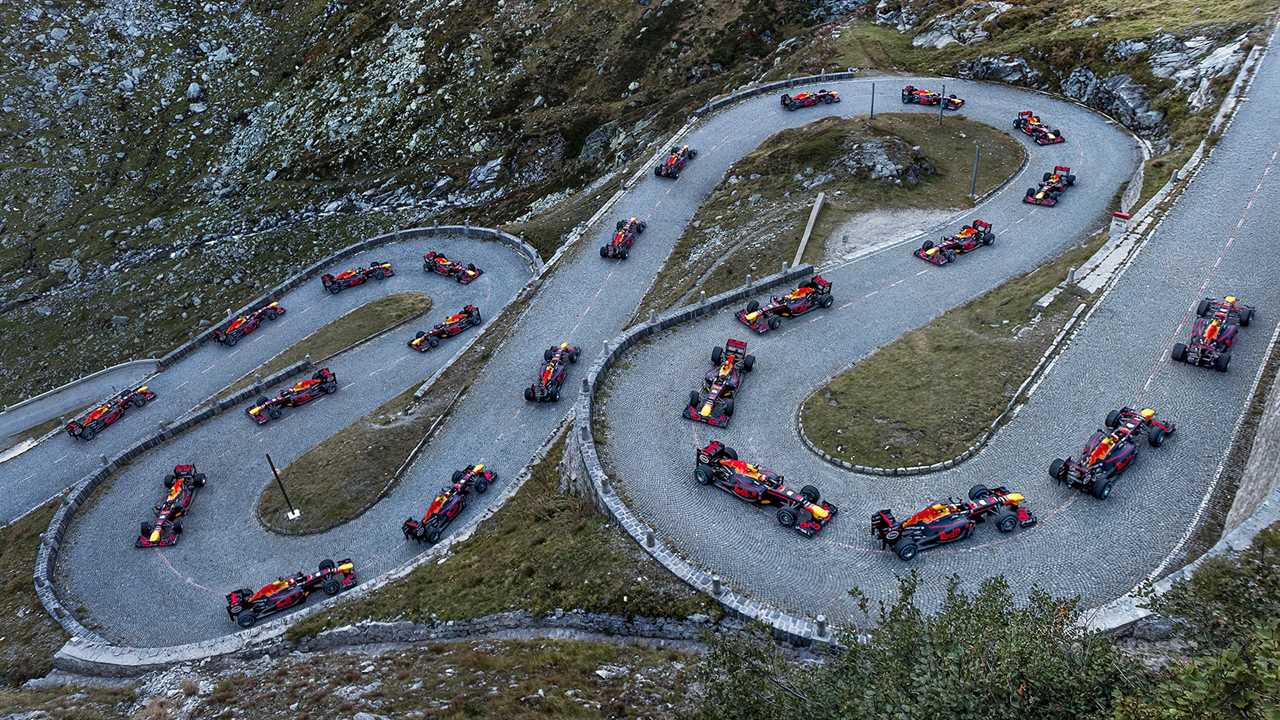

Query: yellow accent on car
[808,504,829,520]
[700,402,713,417]
[149,528,162,543]
[473,464,484,472]
[745,311,761,321]
[1005,492,1024,504]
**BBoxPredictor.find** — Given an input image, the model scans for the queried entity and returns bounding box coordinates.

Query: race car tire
[544,348,555,362]
[173,523,183,535]
[600,246,609,258]
[688,149,698,158]
[743,354,755,372]
[424,522,443,545]
[471,310,483,325]
[415,331,426,339]
[131,394,147,408]
[374,269,386,280]
[819,294,834,309]
[994,510,1018,534]
[236,612,258,629]
[323,579,342,596]
[1240,307,1253,326]
[524,387,535,402]
[895,542,919,561]
[943,250,957,264]
[1170,342,1188,362]
[1026,188,1037,198]
[266,308,279,320]
[570,350,580,363]
[1196,299,1211,317]
[722,446,739,461]
[921,240,935,251]
[268,406,282,419]
[711,346,723,365]
[140,522,153,535]
[968,484,991,501]
[775,507,797,528]
[689,391,700,408]
[825,94,836,104]
[195,473,207,487]
[428,336,439,348]
[225,333,239,347]
[1049,458,1067,481]
[1043,172,1052,183]
[620,250,628,260]
[1149,426,1167,447]
[616,220,625,231]
[1091,480,1115,501]
[79,425,96,441]
[638,222,647,232]
[694,468,713,485]
[722,399,734,417]
[654,167,662,177]
[1105,409,1122,429]
[1067,175,1076,186]
[452,470,465,483]
[800,485,820,504]
[328,283,342,294]
[319,558,336,572]
[767,317,782,330]
[982,232,995,246]
[474,477,489,494]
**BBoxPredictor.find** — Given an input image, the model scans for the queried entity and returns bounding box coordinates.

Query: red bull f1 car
[213,302,285,346]
[914,220,994,266]
[402,464,497,545]
[409,305,482,351]
[423,251,483,284]
[901,84,964,110]
[1014,111,1065,145]
[1172,295,1255,372]
[1024,166,1076,207]
[694,441,837,537]
[655,145,697,179]
[601,217,647,260]
[247,368,338,424]
[872,484,1037,561]
[66,385,157,441]
[1049,407,1175,500]
[524,343,580,402]
[136,465,207,548]
[321,261,394,293]
[225,558,357,628]
[781,89,841,110]
[684,338,756,427]
[736,275,834,333]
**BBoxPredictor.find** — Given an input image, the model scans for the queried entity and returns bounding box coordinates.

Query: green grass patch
[635,113,1024,319]
[801,230,1107,468]
[218,292,431,399]
[0,503,68,686]
[290,430,717,638]
[0,687,134,718]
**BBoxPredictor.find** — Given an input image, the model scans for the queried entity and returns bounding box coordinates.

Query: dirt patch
[822,206,962,262]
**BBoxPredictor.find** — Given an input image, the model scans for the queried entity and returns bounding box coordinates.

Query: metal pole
[869,82,875,120]
[939,83,946,125]
[969,143,981,200]
[267,453,301,520]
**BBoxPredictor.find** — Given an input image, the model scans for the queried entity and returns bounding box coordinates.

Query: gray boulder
[1060,67,1165,138]
[874,0,922,31]
[957,55,1042,85]
[911,2,1012,49]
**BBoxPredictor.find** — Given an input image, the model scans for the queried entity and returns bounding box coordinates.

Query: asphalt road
[603,53,1280,621]
[13,63,1251,644]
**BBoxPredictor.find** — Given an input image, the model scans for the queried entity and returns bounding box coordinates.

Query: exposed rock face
[809,0,874,22]
[1060,68,1166,138]
[874,0,923,31]
[911,2,1012,49]
[957,55,1042,86]
[1147,32,1249,112]
[835,136,934,186]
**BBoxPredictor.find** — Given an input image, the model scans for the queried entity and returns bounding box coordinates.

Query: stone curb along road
[592,30,1280,640]
[16,67,1233,672]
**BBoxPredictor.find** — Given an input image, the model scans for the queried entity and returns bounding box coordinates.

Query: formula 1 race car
[246,368,338,424]
[402,464,497,544]
[409,305,482,351]
[136,465,207,548]
[872,484,1037,561]
[781,89,841,110]
[1024,166,1076,207]
[213,302,285,346]
[423,251,483,284]
[914,220,994,266]
[601,217,647,260]
[1049,407,1175,500]
[1172,295,1256,372]
[901,84,964,110]
[1013,111,1065,145]
[66,385,158,441]
[655,145,697,179]
[735,275,834,333]
[684,338,756,427]
[524,342,580,402]
[321,261,395,294]
[225,558,357,628]
[694,441,837,536]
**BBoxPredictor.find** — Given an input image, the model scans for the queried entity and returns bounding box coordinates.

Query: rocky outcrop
[1060,68,1166,138]
[957,55,1042,86]
[874,0,924,32]
[911,2,1012,49]
[809,0,874,22]
[836,135,934,186]
[1146,32,1249,112]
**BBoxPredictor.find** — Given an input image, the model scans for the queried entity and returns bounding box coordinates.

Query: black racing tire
[968,484,991,501]
[328,283,342,294]
[1105,409,1122,429]
[427,335,439,348]
[81,425,96,441]
[982,232,995,246]
[131,394,147,408]
[1172,342,1188,362]
[373,269,386,280]
[895,542,919,561]
[1196,299,1211,317]
[921,239,934,251]
[1149,427,1167,447]
[225,333,239,347]
[474,478,489,494]
[1091,480,1115,501]
[688,148,697,158]
[569,350,579,364]
[694,468,713,485]
[323,382,337,394]
[600,245,609,258]
[711,345,723,365]
[195,473,207,487]
[722,399,734,417]
[943,250,957,264]
[746,300,760,313]
[689,390,700,407]
[743,354,755,372]
[819,294,834,308]
[267,405,282,419]
[236,612,258,629]
[1049,458,1067,481]
[1066,174,1076,186]
[266,308,279,320]
[524,387,535,402]
[1214,352,1231,372]
[544,348,554,362]
[173,522,183,535]
[452,470,465,483]
[616,220,625,231]
[471,310,482,325]
[776,507,797,528]
[323,579,341,596]
[1043,171,1052,182]
[1240,307,1253,326]
[995,510,1018,533]
[722,446,739,461]
[140,522,153,535]
[319,558,336,572]
[767,317,782,331]
[1026,187,1037,199]
[800,485,820,504]
[424,523,443,545]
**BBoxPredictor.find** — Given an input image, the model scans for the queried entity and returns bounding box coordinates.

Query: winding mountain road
[7,58,1265,646]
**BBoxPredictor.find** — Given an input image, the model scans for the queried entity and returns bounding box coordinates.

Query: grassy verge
[2,404,91,451]
[0,687,134,719]
[0,503,68,686]
[290,430,717,638]
[801,231,1107,468]
[217,292,431,399]
[634,113,1023,319]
